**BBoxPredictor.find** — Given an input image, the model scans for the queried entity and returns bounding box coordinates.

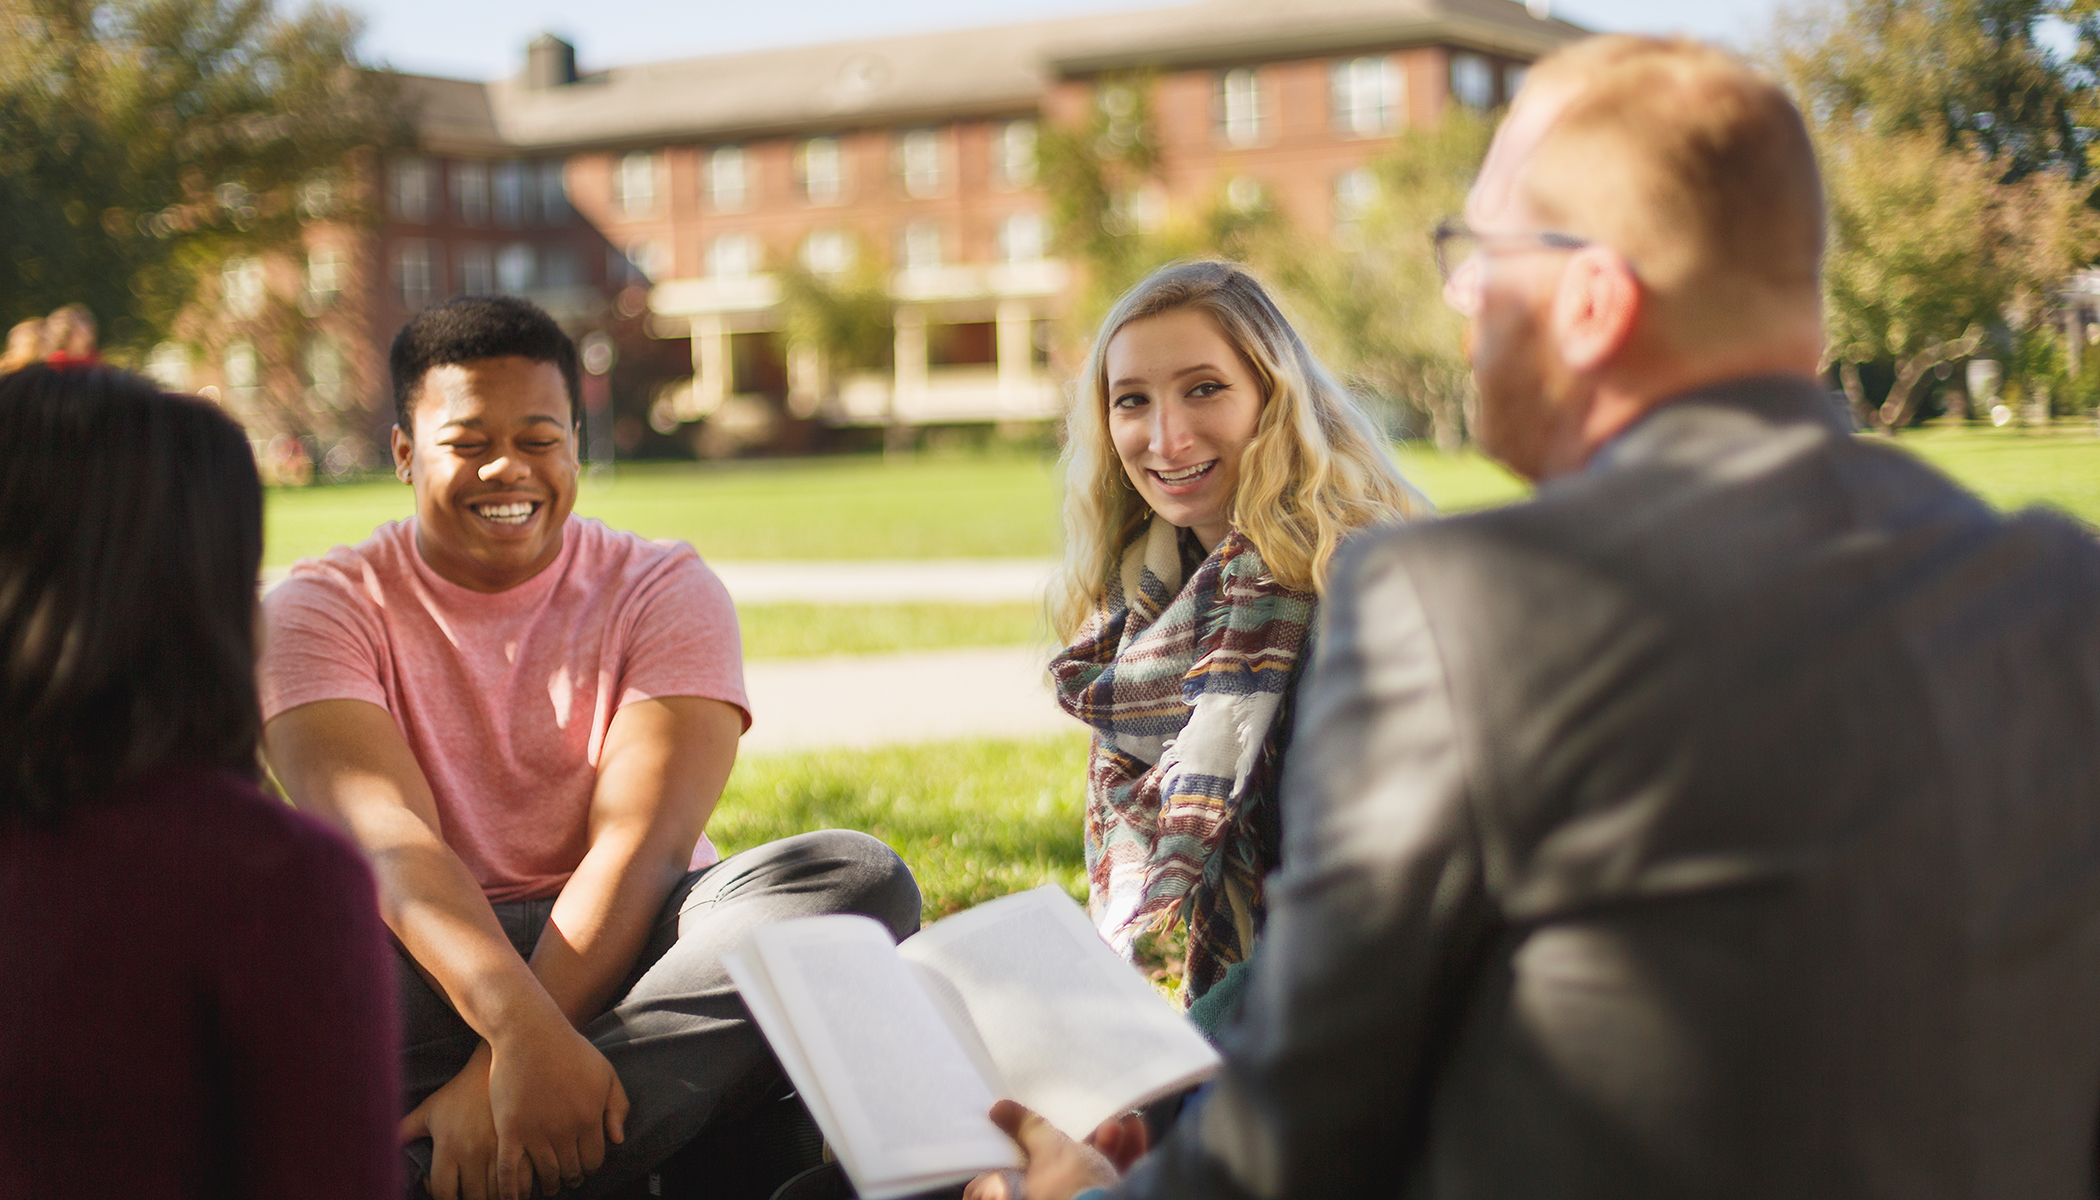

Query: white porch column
[786,345,825,419]
[892,306,928,425]
[689,313,729,418]
[995,299,1033,413]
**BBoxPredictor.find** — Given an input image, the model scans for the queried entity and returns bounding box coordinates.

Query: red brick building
[174,0,1583,464]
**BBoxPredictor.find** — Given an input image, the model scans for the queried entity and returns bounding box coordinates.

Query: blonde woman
[1049,260,1427,1008]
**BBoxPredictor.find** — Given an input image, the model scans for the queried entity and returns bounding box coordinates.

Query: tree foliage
[776,260,895,376]
[1266,112,1492,450]
[0,0,405,357]
[1774,0,2085,184]
[1775,0,2100,430]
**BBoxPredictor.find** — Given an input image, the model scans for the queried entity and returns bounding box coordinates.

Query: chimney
[526,34,577,89]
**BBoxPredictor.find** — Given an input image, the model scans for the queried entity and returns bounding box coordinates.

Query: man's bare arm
[264,699,615,1200]
[265,699,567,1042]
[527,695,743,1027]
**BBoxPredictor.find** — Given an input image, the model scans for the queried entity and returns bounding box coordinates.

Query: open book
[723,884,1222,1200]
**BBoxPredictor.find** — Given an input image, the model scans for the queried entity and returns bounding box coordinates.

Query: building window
[1216,68,1264,147]
[458,244,494,294]
[452,162,489,225]
[1333,167,1377,226]
[1224,175,1265,213]
[707,232,760,279]
[497,243,538,292]
[494,161,532,227]
[708,146,750,211]
[387,158,432,223]
[625,238,671,282]
[1113,187,1165,234]
[897,128,943,198]
[612,152,657,216]
[799,137,844,205]
[900,221,942,270]
[544,247,580,287]
[223,340,259,393]
[801,228,854,276]
[298,176,337,220]
[998,212,1046,263]
[221,256,265,318]
[144,342,191,393]
[1451,53,1494,110]
[305,337,344,409]
[540,161,571,224]
[393,241,434,306]
[1331,56,1404,136]
[993,120,1038,189]
[302,248,344,313]
[1504,63,1529,102]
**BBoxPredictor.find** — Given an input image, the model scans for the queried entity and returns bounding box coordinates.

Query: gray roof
[399,0,1586,154]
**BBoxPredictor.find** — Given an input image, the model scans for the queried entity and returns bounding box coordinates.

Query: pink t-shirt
[260,516,749,902]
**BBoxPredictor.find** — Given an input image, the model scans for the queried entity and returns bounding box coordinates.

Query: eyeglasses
[1430,216,1592,283]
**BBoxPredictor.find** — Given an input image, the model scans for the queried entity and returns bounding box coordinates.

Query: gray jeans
[398,829,921,1198]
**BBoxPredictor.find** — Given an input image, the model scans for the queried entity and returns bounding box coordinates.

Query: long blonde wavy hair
[1050,260,1429,642]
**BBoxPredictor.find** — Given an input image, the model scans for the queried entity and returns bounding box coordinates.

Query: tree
[1774,0,2085,185]
[1265,112,1492,450]
[1822,129,2096,430]
[0,0,405,357]
[1773,0,2100,430]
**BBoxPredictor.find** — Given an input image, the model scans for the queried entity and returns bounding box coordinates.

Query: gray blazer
[1123,376,2100,1199]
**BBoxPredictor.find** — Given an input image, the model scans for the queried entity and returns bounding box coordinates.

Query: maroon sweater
[1,767,398,1199]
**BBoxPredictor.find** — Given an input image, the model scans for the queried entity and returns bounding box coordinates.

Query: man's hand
[401,1044,500,1200]
[965,1100,1120,1200]
[486,1017,629,1200]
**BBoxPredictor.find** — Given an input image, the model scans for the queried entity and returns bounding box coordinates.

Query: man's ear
[391,424,413,484]
[1550,247,1642,374]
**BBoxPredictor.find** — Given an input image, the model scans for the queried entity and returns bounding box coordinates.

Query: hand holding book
[723,885,1219,1200]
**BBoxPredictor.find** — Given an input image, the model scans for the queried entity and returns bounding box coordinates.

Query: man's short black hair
[389,295,584,433]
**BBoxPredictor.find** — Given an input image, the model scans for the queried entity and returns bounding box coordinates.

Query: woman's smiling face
[1103,307,1266,551]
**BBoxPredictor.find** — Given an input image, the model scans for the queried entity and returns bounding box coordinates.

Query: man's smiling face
[391,355,579,593]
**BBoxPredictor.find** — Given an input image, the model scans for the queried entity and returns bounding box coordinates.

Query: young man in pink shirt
[261,296,919,1200]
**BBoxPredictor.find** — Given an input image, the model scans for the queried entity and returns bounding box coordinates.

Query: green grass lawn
[709,732,1090,922]
[739,602,1046,660]
[1893,423,2100,527]
[262,446,1526,567]
[264,454,1065,567]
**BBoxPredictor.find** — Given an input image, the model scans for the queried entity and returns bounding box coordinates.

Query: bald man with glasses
[977,34,2100,1200]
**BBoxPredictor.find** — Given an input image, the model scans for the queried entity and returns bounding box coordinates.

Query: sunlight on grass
[710,733,1090,922]
[1393,444,1530,512]
[738,602,1047,660]
[263,453,1063,567]
[1894,423,2100,527]
[263,429,2097,569]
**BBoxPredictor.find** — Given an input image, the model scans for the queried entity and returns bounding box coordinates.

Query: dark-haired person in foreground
[980,35,2100,1200]
[261,296,920,1200]
[0,367,398,1199]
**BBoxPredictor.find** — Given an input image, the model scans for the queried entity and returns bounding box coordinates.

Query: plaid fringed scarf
[1050,516,1315,1002]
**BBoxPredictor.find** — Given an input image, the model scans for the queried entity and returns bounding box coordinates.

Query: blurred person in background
[1,319,43,374]
[1047,260,1427,1027]
[0,366,398,1199]
[41,303,99,366]
[984,34,2100,1200]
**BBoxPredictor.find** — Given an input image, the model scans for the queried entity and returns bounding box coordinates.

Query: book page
[726,915,1018,1199]
[898,886,1222,1139]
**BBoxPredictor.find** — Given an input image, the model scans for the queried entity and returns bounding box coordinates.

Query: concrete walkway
[741,645,1076,754]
